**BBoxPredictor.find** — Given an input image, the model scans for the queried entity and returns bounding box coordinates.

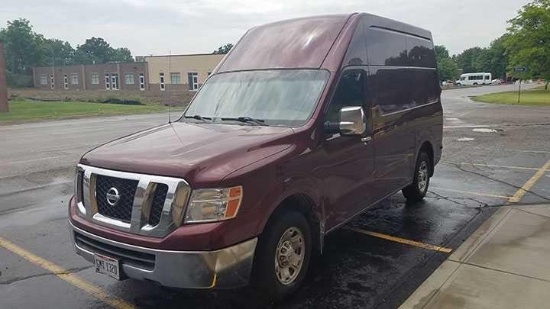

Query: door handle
[361,136,372,144]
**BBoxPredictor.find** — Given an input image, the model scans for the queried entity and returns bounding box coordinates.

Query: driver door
[318,68,375,230]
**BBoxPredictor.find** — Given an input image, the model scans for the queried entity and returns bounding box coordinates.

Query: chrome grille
[149,184,168,226]
[75,164,190,237]
[96,175,138,223]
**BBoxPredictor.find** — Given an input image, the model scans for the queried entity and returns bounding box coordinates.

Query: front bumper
[69,221,257,289]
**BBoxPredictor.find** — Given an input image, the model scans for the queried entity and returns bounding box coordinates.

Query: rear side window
[373,68,439,114]
[409,69,440,106]
[406,36,436,68]
[366,28,408,66]
[373,68,410,114]
[366,27,435,68]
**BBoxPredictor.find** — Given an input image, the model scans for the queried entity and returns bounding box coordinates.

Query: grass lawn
[0,100,168,123]
[472,88,550,106]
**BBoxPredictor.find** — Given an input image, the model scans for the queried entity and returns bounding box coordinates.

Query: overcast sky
[0,0,531,57]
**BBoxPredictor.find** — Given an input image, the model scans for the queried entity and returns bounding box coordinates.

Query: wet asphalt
[1,84,549,308]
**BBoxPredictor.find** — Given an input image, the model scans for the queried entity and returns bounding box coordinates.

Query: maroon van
[69,13,442,300]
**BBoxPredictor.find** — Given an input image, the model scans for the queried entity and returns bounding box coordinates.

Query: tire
[473,82,478,86]
[252,210,312,302]
[402,151,431,203]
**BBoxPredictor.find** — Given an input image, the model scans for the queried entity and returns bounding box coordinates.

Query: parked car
[68,13,442,301]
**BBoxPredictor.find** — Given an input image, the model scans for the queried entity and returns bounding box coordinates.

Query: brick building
[144,54,224,92]
[32,54,225,93]
[33,62,148,91]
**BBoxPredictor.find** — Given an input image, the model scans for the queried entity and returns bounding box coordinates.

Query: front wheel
[252,210,312,302]
[403,152,431,203]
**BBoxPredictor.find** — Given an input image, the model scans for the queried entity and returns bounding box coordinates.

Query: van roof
[217,14,351,72]
[217,13,433,73]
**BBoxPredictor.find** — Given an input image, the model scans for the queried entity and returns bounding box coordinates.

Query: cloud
[0,0,531,56]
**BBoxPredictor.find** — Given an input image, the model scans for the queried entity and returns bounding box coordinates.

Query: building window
[139,73,145,91]
[105,74,110,90]
[63,74,69,89]
[50,74,55,89]
[125,73,134,85]
[170,72,181,84]
[160,73,165,91]
[91,73,99,85]
[70,73,79,85]
[40,74,47,85]
[111,74,119,90]
[187,72,198,90]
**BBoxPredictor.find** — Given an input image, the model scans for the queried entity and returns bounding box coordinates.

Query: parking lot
[1,84,549,308]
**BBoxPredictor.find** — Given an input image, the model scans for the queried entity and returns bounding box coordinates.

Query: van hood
[80,122,295,187]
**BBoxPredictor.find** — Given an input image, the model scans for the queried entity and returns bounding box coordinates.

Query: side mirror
[339,106,366,136]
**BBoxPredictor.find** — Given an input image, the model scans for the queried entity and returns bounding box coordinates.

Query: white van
[456,73,492,86]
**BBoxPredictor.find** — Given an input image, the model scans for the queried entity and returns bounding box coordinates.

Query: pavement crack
[0,266,92,285]
[460,261,550,283]
[451,163,550,203]
[501,123,550,128]
[427,191,488,209]
[514,208,550,219]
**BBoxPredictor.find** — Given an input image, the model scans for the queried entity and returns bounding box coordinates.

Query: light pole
[0,43,8,113]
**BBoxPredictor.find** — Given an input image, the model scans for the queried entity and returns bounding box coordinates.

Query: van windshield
[182,69,329,127]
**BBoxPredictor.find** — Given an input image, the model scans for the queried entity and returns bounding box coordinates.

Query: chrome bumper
[69,222,257,289]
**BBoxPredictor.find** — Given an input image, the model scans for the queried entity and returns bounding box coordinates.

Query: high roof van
[69,13,442,301]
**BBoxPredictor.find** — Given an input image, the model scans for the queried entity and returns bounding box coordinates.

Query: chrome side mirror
[339,106,366,136]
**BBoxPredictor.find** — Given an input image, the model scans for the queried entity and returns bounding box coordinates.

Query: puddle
[473,128,499,133]
[457,137,475,141]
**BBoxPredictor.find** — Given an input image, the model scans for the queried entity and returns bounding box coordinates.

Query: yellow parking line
[344,227,452,253]
[443,161,541,171]
[508,159,550,204]
[0,236,134,309]
[430,186,511,199]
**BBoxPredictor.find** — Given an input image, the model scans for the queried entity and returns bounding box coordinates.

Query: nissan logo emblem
[106,187,120,206]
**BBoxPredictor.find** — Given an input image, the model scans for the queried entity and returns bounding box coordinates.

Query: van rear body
[69,13,442,300]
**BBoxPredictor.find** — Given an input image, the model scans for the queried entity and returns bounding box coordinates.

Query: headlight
[184,186,243,223]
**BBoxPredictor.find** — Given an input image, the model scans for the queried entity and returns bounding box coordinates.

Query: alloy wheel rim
[418,160,429,193]
[274,227,305,285]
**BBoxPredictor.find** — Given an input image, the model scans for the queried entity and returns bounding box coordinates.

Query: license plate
[94,254,120,280]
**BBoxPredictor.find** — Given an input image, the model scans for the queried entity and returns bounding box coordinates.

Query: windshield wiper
[183,115,212,122]
[220,116,268,126]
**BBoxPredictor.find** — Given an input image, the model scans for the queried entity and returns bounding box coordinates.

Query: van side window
[326,70,365,123]
[374,68,439,114]
[366,28,408,66]
[373,68,409,114]
[406,36,436,68]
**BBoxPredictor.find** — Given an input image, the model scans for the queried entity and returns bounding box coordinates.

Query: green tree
[42,38,75,66]
[434,45,458,81]
[438,58,459,81]
[455,47,486,73]
[213,43,233,54]
[480,35,509,79]
[505,0,550,89]
[75,38,134,64]
[0,19,43,74]
[435,45,450,60]
[111,47,134,62]
[74,37,113,64]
